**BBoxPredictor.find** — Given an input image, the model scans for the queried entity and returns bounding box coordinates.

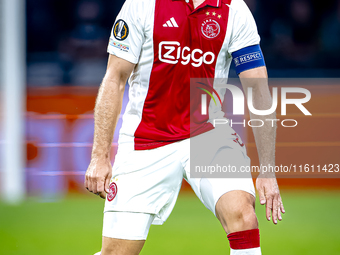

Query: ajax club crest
[107,182,118,202]
[201,18,221,39]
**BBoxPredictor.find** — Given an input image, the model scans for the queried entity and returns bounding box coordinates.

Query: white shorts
[102,212,155,240]
[103,124,255,239]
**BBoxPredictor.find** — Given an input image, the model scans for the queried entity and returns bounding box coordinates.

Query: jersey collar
[172,0,222,8]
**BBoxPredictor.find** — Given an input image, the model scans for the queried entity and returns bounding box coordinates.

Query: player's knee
[216,191,258,233]
[101,238,120,255]
[101,244,125,255]
[227,204,258,233]
[101,240,118,255]
[101,236,144,255]
[101,247,113,255]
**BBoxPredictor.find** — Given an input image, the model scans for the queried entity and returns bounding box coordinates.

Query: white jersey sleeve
[227,0,260,54]
[107,0,146,64]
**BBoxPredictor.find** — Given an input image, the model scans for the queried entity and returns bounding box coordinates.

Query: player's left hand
[256,176,285,224]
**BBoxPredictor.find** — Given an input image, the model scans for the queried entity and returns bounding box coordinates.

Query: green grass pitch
[0,190,340,255]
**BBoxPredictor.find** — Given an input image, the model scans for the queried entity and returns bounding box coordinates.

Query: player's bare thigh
[101,237,145,255]
[215,190,258,234]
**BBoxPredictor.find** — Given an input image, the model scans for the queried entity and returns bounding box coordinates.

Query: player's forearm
[91,77,125,160]
[248,83,276,176]
[240,67,276,176]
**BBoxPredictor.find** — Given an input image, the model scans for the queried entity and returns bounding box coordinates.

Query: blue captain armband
[231,45,266,75]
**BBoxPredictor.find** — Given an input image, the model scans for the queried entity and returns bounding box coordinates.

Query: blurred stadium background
[0,0,339,254]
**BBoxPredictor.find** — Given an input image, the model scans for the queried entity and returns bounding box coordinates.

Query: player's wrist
[258,162,276,177]
[258,172,276,178]
[90,152,111,162]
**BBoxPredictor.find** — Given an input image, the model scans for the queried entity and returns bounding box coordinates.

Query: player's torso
[154,0,230,72]
[139,0,233,73]
[122,0,234,150]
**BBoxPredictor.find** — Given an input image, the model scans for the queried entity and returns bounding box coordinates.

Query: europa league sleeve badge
[113,19,129,41]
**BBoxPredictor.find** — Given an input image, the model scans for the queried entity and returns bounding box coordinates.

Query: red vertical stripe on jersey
[134,0,231,150]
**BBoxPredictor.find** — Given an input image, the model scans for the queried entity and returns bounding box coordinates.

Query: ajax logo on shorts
[107,182,118,202]
[232,133,244,147]
[113,19,129,41]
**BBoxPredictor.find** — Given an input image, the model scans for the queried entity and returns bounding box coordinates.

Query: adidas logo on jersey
[163,17,179,28]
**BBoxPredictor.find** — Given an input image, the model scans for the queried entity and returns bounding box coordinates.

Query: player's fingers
[84,174,89,191]
[272,195,278,224]
[258,186,266,205]
[88,175,97,193]
[277,196,283,221]
[92,177,98,194]
[85,172,93,193]
[87,179,93,193]
[99,191,106,199]
[266,197,273,221]
[280,198,286,214]
[104,175,111,194]
[278,203,282,221]
[96,177,105,194]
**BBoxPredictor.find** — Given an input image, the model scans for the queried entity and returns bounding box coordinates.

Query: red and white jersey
[108,0,260,150]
